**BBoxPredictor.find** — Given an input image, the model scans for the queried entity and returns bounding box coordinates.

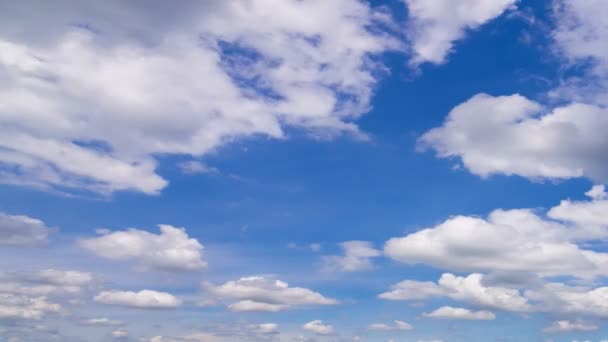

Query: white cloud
[203,276,337,312]
[81,224,206,272]
[385,187,608,278]
[368,320,413,331]
[0,0,399,195]
[302,320,334,335]
[0,269,92,296]
[0,293,61,320]
[322,240,381,272]
[420,93,608,183]
[0,213,51,246]
[80,318,124,327]
[543,320,598,333]
[111,329,128,339]
[404,0,517,64]
[93,289,182,309]
[424,306,495,320]
[380,273,529,312]
[551,0,608,106]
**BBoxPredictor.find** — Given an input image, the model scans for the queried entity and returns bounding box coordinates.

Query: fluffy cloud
[368,320,413,331]
[302,320,334,335]
[321,240,381,272]
[0,0,399,195]
[203,276,337,312]
[81,225,206,272]
[385,187,608,278]
[0,293,61,320]
[0,269,92,296]
[380,273,529,312]
[404,0,517,64]
[0,213,51,246]
[420,93,608,183]
[93,289,182,309]
[424,306,495,320]
[543,320,598,333]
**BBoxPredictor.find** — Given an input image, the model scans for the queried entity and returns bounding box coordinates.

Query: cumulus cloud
[543,320,598,333]
[0,0,400,195]
[379,273,529,312]
[81,224,206,272]
[404,0,517,64]
[424,306,495,320]
[302,320,334,335]
[203,276,337,312]
[385,187,608,278]
[368,320,413,331]
[322,240,381,272]
[420,93,608,183]
[0,213,51,246]
[93,290,182,309]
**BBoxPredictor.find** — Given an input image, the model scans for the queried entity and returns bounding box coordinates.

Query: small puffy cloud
[322,240,381,272]
[368,320,413,331]
[380,273,530,312]
[81,224,206,272]
[424,306,495,320]
[543,320,598,333]
[0,213,51,246]
[80,318,124,327]
[93,290,182,309]
[419,93,608,183]
[203,276,337,312]
[0,293,61,320]
[302,320,334,335]
[404,0,517,64]
[385,188,608,278]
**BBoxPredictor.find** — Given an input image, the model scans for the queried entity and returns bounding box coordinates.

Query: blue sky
[1,0,608,341]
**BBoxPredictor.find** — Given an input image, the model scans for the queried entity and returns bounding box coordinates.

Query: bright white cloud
[93,290,182,309]
[302,320,334,335]
[0,213,51,246]
[81,225,206,272]
[424,306,495,320]
[380,273,530,312]
[0,0,399,195]
[420,93,608,183]
[385,187,608,278]
[322,240,381,272]
[203,276,337,312]
[404,0,517,64]
[368,320,413,331]
[543,320,598,333]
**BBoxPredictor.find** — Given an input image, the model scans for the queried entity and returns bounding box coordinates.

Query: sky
[1,0,608,341]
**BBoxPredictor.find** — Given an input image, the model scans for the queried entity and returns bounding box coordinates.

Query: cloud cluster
[0,0,399,195]
[423,306,495,320]
[81,225,206,272]
[302,320,334,335]
[203,276,337,312]
[385,186,608,278]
